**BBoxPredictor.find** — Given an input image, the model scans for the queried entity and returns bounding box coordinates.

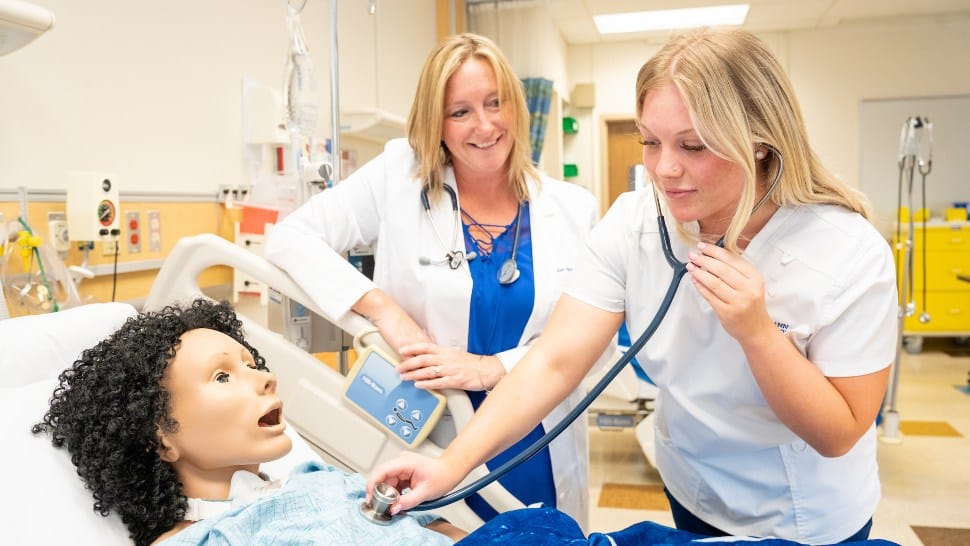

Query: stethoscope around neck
[411,145,785,512]
[419,184,522,285]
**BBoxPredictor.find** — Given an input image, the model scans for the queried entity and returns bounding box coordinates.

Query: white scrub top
[265,138,603,529]
[567,189,897,544]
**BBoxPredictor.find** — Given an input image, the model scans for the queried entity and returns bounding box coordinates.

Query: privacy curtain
[521,77,554,165]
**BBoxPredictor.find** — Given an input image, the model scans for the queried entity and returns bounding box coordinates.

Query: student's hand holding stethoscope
[396,342,505,392]
[686,241,775,341]
[367,450,466,516]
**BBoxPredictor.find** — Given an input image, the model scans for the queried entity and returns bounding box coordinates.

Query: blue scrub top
[460,202,557,521]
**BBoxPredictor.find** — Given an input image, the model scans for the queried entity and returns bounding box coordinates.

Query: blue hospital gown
[160,461,452,545]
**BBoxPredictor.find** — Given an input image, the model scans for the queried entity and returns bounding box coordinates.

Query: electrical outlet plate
[147,210,162,252]
[217,184,252,207]
[102,239,118,256]
[47,211,71,253]
[126,211,141,254]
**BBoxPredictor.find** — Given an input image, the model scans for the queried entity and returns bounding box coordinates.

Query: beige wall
[788,18,970,189]
[1,0,439,307]
[470,4,570,99]
[6,6,968,309]
[567,17,970,217]
[0,0,437,195]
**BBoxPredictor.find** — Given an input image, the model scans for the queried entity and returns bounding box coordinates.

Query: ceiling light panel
[594,4,750,34]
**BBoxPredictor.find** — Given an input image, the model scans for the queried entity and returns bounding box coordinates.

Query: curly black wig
[32,299,267,546]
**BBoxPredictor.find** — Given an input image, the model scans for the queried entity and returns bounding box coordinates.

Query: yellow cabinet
[893,222,970,339]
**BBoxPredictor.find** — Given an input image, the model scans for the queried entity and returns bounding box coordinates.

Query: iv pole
[881,116,933,444]
[328,0,351,374]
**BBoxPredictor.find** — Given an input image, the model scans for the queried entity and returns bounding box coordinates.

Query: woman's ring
[433,365,442,377]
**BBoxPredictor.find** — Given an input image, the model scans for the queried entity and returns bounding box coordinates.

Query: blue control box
[343,347,446,447]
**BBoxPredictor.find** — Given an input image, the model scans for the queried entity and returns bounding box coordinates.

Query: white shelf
[339,108,406,143]
[0,0,56,56]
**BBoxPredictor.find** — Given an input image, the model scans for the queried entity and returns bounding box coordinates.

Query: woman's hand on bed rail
[366,452,463,515]
[352,288,432,352]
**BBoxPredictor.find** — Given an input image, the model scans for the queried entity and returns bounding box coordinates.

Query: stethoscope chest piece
[446,250,466,270]
[360,482,400,525]
[497,258,520,285]
[496,202,524,285]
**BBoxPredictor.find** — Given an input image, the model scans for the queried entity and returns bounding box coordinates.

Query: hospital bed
[1,233,521,544]
[1,234,903,545]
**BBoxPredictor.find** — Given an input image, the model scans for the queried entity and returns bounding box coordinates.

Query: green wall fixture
[562,116,579,134]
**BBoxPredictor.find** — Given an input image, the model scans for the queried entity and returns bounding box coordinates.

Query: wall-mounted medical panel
[66,171,120,243]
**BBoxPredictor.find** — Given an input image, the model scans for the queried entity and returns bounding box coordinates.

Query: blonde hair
[635,28,871,251]
[407,33,537,204]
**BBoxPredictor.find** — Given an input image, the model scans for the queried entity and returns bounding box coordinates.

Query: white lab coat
[265,138,603,528]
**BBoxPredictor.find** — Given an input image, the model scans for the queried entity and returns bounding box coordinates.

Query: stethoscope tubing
[416,149,782,511]
[416,217,688,510]
[422,185,465,269]
[422,183,522,281]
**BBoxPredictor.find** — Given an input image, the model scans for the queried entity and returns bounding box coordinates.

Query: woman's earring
[755,148,767,160]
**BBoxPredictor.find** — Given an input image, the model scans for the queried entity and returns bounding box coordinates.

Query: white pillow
[0,304,324,545]
[5,379,132,544]
[5,378,323,545]
[0,302,138,387]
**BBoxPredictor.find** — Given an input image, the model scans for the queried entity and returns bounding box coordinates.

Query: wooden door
[606,120,643,211]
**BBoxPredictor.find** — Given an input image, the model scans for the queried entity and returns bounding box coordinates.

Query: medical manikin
[32,299,465,546]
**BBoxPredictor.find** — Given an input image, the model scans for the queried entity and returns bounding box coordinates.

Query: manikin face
[441,56,513,181]
[159,328,291,479]
[638,83,747,234]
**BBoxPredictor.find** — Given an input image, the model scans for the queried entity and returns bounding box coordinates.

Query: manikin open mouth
[258,407,282,427]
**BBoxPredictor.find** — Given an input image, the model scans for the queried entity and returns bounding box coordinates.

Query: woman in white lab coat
[265,33,602,528]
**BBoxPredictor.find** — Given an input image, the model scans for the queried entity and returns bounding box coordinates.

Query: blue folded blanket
[457,507,901,546]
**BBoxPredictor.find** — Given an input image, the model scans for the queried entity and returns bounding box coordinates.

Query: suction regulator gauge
[98,200,116,226]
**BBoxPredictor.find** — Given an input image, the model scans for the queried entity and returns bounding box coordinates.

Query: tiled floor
[587,339,970,546]
[235,295,969,546]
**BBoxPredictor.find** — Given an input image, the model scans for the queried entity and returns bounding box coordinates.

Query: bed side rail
[144,234,524,529]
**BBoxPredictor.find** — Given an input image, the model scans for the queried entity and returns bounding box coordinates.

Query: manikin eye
[215,372,230,383]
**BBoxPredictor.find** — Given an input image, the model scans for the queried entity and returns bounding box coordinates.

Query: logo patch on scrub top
[774,321,790,333]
